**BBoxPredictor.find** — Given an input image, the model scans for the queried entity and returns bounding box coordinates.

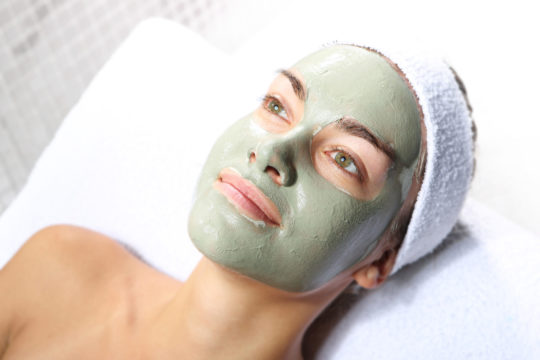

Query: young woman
[0,44,473,359]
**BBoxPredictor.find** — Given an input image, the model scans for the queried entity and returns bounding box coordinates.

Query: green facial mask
[188,45,421,292]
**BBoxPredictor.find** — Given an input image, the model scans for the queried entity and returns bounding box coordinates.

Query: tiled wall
[0,0,283,214]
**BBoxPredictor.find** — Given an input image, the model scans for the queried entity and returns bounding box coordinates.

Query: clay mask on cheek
[188,45,421,292]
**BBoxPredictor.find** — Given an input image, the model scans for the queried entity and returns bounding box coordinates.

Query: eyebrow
[278,69,306,101]
[336,117,396,161]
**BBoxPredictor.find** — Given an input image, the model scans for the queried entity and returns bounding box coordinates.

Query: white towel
[355,45,475,275]
[305,199,540,359]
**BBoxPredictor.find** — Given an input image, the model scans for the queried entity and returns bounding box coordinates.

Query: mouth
[213,168,282,227]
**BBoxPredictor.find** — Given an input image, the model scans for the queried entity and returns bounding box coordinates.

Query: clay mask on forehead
[188,45,421,292]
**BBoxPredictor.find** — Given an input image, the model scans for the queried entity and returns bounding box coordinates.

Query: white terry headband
[363,46,475,275]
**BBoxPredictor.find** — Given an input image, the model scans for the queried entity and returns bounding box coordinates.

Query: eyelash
[260,95,290,123]
[326,147,365,182]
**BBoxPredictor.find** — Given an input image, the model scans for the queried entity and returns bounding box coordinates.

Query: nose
[250,131,305,187]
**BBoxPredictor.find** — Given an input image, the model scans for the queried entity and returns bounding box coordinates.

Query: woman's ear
[352,249,398,289]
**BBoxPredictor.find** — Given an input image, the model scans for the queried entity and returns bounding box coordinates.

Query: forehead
[291,45,421,166]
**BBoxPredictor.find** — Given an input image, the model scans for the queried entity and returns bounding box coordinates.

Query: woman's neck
[146,257,349,360]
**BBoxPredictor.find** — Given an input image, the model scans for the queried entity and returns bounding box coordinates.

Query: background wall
[1,0,539,237]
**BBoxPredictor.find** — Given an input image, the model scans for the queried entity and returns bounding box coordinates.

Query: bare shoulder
[0,225,133,353]
[1,226,182,358]
[2,225,131,285]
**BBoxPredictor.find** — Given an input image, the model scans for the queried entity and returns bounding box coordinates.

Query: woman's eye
[268,100,283,114]
[262,95,289,122]
[329,150,360,176]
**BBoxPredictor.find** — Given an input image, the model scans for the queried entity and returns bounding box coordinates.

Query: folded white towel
[355,45,475,275]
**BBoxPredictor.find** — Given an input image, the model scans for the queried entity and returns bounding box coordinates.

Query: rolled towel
[355,45,475,275]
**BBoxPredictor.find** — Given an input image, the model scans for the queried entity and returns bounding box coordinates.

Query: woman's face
[188,45,421,292]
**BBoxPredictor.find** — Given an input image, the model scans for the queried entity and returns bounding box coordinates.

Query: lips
[213,168,282,227]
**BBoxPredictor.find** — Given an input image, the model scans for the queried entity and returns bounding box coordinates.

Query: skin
[189,45,421,292]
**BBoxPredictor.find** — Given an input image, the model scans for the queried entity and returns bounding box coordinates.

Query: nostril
[249,152,256,163]
[265,166,282,186]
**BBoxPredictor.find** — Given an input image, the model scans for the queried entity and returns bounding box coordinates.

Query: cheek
[283,176,402,276]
